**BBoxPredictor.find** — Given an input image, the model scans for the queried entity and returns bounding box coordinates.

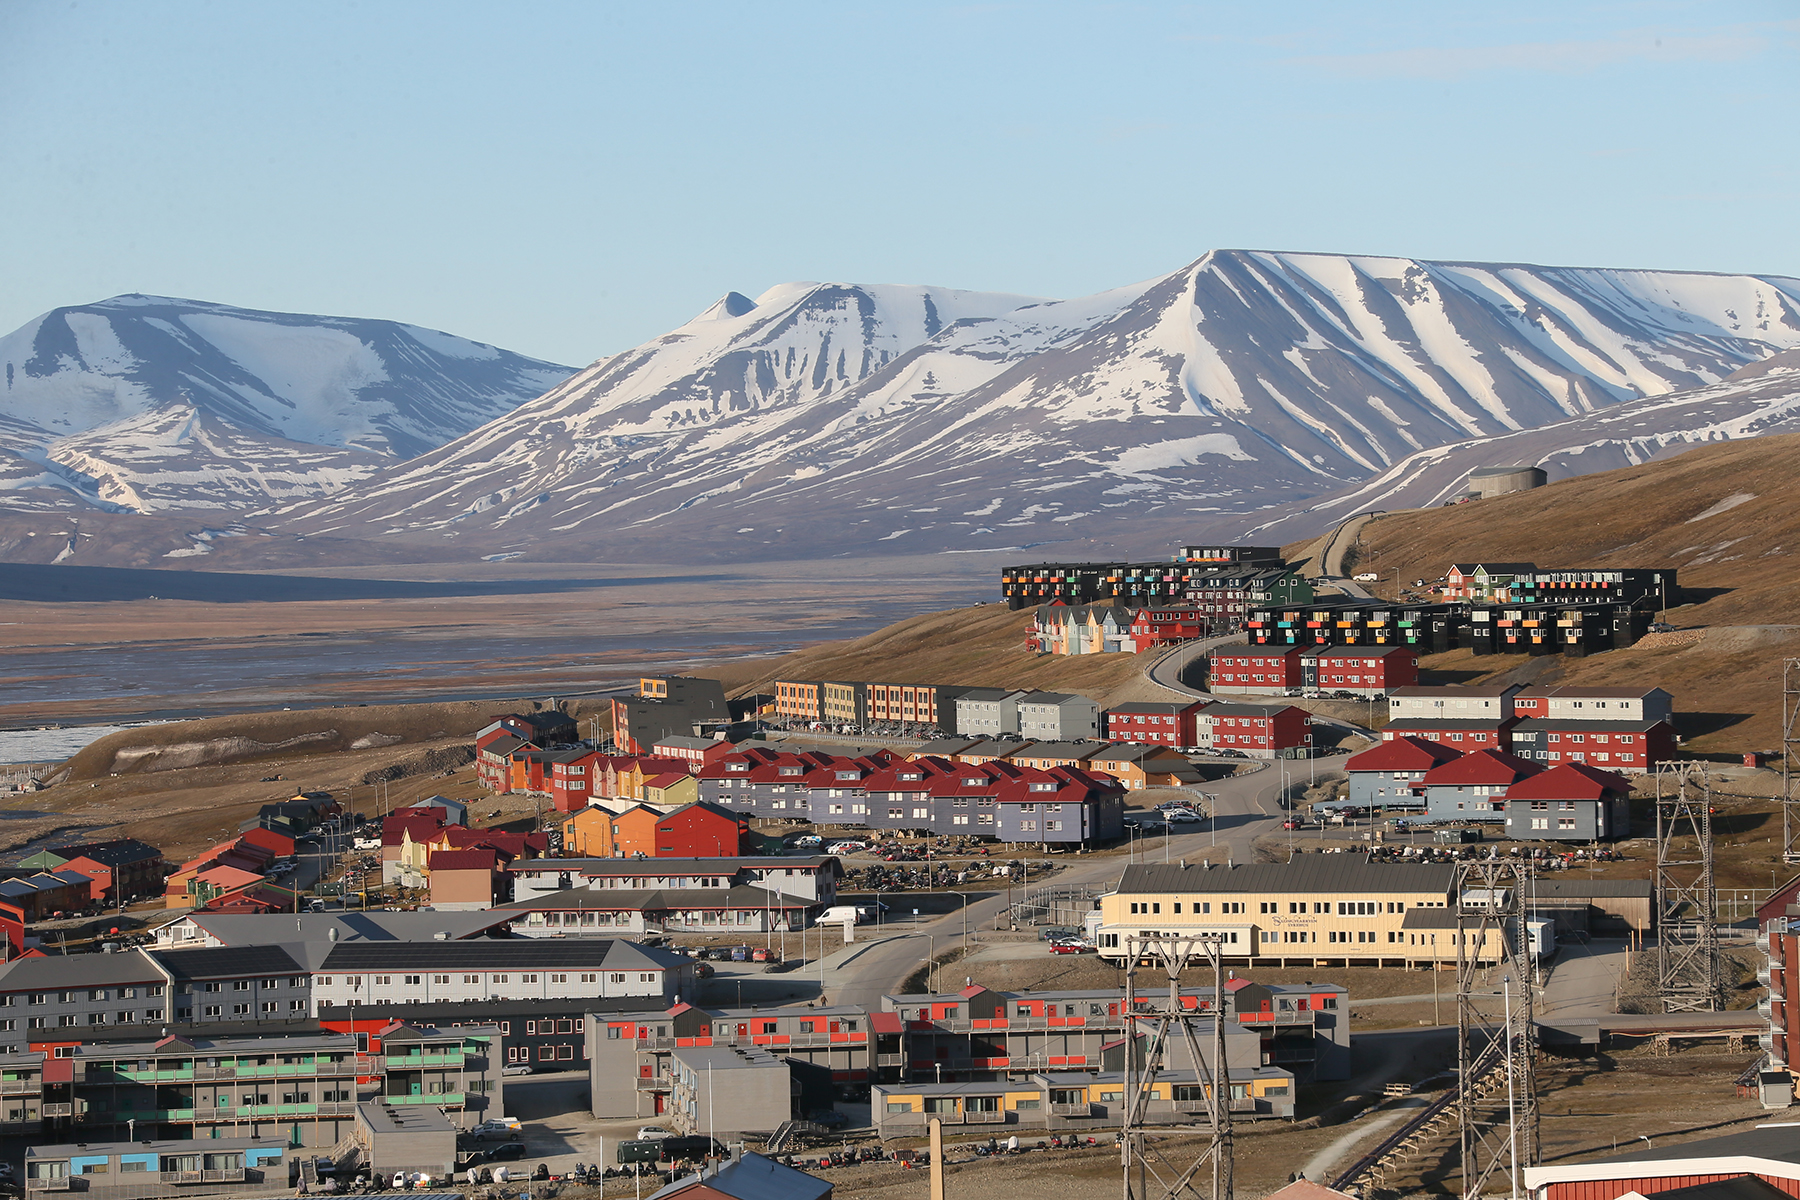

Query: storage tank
[1467,466,1547,499]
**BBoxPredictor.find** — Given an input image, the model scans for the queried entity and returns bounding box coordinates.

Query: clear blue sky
[3,2,1795,367]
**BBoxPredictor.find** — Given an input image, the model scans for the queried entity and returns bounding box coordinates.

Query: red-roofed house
[545,748,605,813]
[428,847,502,910]
[1344,736,1463,808]
[1419,748,1543,822]
[1502,762,1634,841]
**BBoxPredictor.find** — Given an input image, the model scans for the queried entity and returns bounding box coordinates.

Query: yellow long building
[1096,859,1509,968]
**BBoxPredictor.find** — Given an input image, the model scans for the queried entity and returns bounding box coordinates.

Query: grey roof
[0,950,164,993]
[29,1135,288,1160]
[497,884,801,912]
[1383,719,1514,731]
[1510,718,1668,733]
[357,1099,455,1134]
[1016,740,1108,758]
[1202,702,1299,717]
[1585,1123,1800,1168]
[958,739,1033,757]
[954,688,1015,703]
[1018,692,1089,707]
[512,856,835,875]
[158,944,304,981]
[649,1152,831,1200]
[1529,879,1652,899]
[179,911,516,946]
[1117,859,1458,896]
[72,1031,356,1058]
[1389,685,1520,697]
[655,736,724,751]
[320,937,689,972]
[670,1044,783,1072]
[912,738,981,755]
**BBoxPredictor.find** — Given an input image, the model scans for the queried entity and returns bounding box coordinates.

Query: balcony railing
[160,1170,245,1184]
[41,1103,72,1117]
[1049,1102,1093,1117]
[0,1080,40,1094]
[635,1078,665,1091]
[25,1178,74,1192]
[956,1109,1007,1124]
[876,1054,905,1068]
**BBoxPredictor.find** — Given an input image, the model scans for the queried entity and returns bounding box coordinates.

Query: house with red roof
[1343,736,1462,808]
[428,847,503,910]
[1418,748,1543,823]
[1502,762,1634,841]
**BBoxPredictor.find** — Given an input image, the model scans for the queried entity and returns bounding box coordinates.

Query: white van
[818,905,874,926]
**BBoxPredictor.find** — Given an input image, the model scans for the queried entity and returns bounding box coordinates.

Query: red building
[1206,645,1306,695]
[1381,716,1518,753]
[238,827,297,858]
[1508,718,1675,774]
[1303,645,1418,697]
[545,748,605,813]
[650,801,748,858]
[1103,701,1212,748]
[1344,736,1464,807]
[1198,703,1310,758]
[1127,606,1208,650]
[476,735,533,792]
[44,840,164,903]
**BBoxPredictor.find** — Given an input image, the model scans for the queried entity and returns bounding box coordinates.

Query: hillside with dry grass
[1308,434,1800,756]
[707,603,1180,709]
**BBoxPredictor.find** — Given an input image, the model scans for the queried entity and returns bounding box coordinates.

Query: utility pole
[1120,934,1231,1200]
[1656,761,1723,1011]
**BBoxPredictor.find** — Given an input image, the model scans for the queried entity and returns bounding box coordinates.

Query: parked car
[636,1126,673,1141]
[502,1063,535,1076]
[1164,810,1202,823]
[790,834,824,847]
[1048,940,1093,955]
[471,1118,521,1138]
[484,1143,527,1163]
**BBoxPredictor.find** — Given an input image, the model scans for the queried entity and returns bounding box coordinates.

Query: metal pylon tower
[1783,660,1800,862]
[1656,761,1723,1012]
[1120,935,1232,1200]
[1455,860,1537,1200]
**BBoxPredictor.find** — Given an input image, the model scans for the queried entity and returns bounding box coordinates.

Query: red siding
[1547,1176,1800,1200]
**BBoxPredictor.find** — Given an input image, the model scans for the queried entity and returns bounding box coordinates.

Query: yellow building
[1097,859,1507,967]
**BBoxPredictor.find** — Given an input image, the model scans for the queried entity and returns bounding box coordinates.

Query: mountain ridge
[0,294,576,514]
[269,249,1800,562]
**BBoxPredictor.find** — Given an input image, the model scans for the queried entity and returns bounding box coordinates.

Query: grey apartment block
[1016,693,1102,741]
[1503,797,1630,841]
[954,689,1028,737]
[666,1045,792,1139]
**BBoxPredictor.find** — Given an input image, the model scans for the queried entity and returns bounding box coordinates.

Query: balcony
[0,1080,40,1094]
[193,1067,236,1080]
[41,1104,73,1117]
[1049,1102,1093,1118]
[635,1077,666,1091]
[160,1171,245,1184]
[956,1109,1007,1125]
[383,1093,463,1106]
[876,1054,905,1068]
[25,1178,74,1192]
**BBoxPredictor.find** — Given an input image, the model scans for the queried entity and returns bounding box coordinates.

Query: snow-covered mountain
[0,295,575,512]
[1240,347,1800,546]
[274,251,1800,561]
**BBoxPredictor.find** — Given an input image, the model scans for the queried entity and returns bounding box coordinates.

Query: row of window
[318,972,622,986]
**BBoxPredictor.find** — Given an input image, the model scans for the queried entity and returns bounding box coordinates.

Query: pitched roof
[1420,748,1543,787]
[320,938,687,971]
[648,1152,831,1200]
[1345,736,1464,773]
[429,849,499,872]
[1504,762,1633,801]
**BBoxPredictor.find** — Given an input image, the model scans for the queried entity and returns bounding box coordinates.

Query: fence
[1009,883,1105,928]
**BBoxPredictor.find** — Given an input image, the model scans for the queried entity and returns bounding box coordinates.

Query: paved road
[820,760,1326,1008]
[1540,938,1632,1019]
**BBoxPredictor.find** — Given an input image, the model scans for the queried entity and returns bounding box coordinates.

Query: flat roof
[1117,859,1457,896]
[357,1100,455,1135]
[30,1135,286,1159]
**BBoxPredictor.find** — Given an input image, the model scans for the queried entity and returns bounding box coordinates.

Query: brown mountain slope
[1313,433,1800,756]
[707,604,1171,710]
